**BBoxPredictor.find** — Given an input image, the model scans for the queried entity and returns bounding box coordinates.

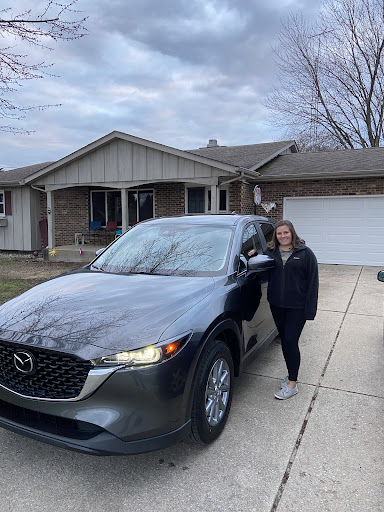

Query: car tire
[189,340,234,444]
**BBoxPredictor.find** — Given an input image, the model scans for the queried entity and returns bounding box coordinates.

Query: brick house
[0,131,295,252]
[1,131,383,265]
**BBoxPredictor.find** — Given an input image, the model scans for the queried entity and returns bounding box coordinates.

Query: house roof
[186,141,297,170]
[23,131,245,185]
[3,134,298,187]
[257,147,384,180]
[12,134,384,188]
[0,162,54,185]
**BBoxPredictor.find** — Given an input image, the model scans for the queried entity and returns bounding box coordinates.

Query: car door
[237,222,275,356]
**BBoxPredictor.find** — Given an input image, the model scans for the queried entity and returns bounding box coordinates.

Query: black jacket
[265,243,319,320]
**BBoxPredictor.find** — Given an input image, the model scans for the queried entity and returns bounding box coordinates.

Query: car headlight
[91,332,192,368]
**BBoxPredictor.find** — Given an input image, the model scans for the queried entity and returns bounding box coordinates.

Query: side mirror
[95,248,106,256]
[248,254,275,271]
[378,270,384,282]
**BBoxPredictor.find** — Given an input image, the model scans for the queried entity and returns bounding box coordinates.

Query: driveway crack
[270,266,363,512]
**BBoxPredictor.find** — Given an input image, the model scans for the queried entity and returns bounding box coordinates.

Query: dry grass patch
[0,257,81,305]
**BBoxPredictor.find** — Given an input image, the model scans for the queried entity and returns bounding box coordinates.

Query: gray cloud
[0,0,322,169]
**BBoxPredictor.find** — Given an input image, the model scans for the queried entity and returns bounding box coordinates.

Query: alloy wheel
[205,358,231,426]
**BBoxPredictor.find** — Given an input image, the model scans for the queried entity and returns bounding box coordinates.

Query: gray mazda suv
[0,214,277,454]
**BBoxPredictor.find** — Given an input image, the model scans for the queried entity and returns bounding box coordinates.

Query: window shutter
[5,191,12,215]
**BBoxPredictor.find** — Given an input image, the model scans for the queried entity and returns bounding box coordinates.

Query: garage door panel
[327,218,365,228]
[284,195,384,266]
[367,212,384,223]
[367,220,384,228]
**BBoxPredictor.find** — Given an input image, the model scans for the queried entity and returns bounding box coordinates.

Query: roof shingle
[0,162,54,184]
[258,147,384,178]
[185,141,296,169]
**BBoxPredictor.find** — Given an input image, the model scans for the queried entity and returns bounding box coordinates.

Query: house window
[0,191,4,216]
[219,188,227,211]
[188,187,205,213]
[128,189,154,225]
[91,190,122,227]
[187,186,228,214]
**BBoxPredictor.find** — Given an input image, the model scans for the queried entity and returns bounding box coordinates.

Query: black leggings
[270,305,306,382]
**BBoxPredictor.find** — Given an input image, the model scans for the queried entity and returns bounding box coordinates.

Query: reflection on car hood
[0,271,214,355]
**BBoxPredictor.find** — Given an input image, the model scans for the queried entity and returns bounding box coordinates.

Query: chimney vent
[207,139,218,148]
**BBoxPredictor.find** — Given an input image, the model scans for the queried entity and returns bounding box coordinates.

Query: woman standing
[266,220,319,400]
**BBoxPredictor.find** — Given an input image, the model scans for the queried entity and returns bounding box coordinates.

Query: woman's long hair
[267,220,304,250]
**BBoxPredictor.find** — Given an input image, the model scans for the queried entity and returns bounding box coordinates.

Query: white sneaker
[274,384,298,400]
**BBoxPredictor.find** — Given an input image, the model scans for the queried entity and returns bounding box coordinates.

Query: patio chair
[104,221,117,245]
[82,220,102,245]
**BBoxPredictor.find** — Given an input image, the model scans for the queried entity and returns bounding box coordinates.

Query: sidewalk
[0,265,383,512]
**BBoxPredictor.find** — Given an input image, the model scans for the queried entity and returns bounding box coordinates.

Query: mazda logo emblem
[13,351,36,375]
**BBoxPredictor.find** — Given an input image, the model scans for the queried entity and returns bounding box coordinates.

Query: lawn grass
[0,257,79,306]
[0,278,43,305]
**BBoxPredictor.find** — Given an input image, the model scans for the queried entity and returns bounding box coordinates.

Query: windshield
[92,222,234,276]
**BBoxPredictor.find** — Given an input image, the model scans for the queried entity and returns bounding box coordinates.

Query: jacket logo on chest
[293,257,300,259]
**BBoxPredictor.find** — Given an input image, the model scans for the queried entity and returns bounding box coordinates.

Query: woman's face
[276,225,292,248]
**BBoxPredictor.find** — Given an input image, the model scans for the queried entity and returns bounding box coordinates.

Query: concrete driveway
[1,265,383,512]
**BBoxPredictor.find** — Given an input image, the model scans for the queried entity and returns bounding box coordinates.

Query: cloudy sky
[1,0,321,170]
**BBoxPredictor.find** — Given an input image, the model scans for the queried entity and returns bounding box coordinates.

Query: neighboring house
[0,162,54,252]
[0,130,383,265]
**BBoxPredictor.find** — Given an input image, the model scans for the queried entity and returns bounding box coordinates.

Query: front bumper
[0,342,198,454]
[0,399,191,455]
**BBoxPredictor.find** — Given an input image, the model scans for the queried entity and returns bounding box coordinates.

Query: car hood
[0,271,214,356]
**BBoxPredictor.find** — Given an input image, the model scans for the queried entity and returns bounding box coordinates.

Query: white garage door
[284,195,384,266]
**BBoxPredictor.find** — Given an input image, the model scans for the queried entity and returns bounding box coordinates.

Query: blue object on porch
[82,221,102,244]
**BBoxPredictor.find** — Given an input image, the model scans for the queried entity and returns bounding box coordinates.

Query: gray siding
[34,140,233,187]
[0,187,40,251]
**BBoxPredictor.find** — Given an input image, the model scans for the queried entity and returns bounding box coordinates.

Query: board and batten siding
[0,187,41,251]
[34,140,229,188]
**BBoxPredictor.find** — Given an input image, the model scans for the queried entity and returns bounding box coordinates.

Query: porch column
[210,184,217,213]
[46,190,55,248]
[121,188,128,232]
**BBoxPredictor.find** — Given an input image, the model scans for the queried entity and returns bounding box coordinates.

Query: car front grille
[0,340,92,399]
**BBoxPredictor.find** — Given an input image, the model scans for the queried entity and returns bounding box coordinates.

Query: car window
[259,222,274,245]
[238,224,264,273]
[241,224,263,257]
[92,223,234,277]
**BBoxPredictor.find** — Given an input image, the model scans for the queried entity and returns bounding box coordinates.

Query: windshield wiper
[129,270,155,275]
[91,264,105,272]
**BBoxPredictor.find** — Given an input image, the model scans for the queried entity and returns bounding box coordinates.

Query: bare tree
[0,1,87,134]
[266,0,384,150]
[283,129,344,153]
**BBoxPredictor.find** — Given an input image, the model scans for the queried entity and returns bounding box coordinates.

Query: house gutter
[256,168,384,182]
[31,184,46,193]
[219,168,260,186]
[0,181,19,187]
